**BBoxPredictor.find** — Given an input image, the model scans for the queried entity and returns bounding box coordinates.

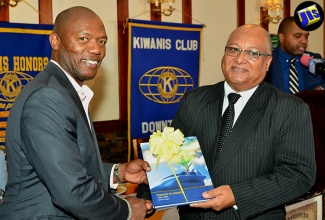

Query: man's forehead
[286,22,309,34]
[290,29,309,36]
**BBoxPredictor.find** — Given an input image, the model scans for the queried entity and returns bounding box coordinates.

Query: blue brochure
[140,136,214,209]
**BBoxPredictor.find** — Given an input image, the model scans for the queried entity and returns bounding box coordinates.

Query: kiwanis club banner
[0,22,53,151]
[128,19,203,153]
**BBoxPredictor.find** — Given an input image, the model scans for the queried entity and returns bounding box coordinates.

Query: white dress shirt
[223,81,258,126]
[223,81,258,210]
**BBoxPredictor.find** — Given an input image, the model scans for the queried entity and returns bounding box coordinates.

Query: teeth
[85,60,98,65]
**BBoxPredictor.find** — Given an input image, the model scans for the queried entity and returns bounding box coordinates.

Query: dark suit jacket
[171,81,316,220]
[0,62,128,219]
[265,47,325,91]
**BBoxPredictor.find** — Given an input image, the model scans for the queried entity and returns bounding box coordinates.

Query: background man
[265,16,325,93]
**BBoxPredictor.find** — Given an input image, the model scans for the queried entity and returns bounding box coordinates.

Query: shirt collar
[278,47,300,63]
[50,60,94,101]
[224,81,258,102]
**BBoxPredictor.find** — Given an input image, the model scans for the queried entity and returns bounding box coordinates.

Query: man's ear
[49,33,60,51]
[278,33,284,43]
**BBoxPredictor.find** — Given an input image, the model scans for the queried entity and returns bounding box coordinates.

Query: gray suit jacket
[0,62,128,219]
[172,81,316,220]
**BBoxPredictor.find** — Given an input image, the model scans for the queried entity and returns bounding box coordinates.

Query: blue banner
[128,19,203,157]
[0,22,53,150]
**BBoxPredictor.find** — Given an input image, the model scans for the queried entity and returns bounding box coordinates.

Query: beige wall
[8,0,324,121]
[245,0,324,55]
[9,0,120,121]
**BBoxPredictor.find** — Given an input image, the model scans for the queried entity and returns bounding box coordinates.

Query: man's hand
[125,196,154,220]
[118,159,151,184]
[190,185,236,211]
[314,86,324,90]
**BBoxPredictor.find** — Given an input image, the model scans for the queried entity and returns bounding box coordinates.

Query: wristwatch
[114,164,124,184]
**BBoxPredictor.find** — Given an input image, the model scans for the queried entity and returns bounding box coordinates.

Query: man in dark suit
[0,6,153,220]
[265,16,325,93]
[170,24,316,219]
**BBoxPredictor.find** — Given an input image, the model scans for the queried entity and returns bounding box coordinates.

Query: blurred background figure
[0,146,7,205]
[265,16,325,93]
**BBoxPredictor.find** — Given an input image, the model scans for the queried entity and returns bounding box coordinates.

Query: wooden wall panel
[38,0,52,24]
[283,0,290,18]
[182,0,192,24]
[237,0,245,27]
[0,4,9,22]
[150,2,161,21]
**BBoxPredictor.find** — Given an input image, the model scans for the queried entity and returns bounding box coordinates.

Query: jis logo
[297,4,320,28]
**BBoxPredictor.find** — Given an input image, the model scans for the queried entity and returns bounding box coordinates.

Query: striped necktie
[214,93,241,164]
[289,58,299,94]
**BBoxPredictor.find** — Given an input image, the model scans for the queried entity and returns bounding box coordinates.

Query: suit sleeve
[20,87,128,220]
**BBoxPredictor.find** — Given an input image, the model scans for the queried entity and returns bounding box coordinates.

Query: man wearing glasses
[161,24,316,220]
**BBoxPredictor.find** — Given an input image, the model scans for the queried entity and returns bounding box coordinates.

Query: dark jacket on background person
[265,47,325,92]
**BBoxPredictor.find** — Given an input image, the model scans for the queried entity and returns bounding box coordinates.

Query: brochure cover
[140,136,214,209]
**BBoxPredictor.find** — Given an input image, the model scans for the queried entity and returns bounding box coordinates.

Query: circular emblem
[0,71,33,102]
[294,1,324,31]
[139,66,194,104]
[157,71,178,99]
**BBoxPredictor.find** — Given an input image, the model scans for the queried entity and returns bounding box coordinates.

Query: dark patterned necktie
[289,58,299,94]
[214,93,241,164]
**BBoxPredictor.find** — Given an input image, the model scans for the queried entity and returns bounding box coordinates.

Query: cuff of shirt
[110,164,119,189]
[123,199,132,220]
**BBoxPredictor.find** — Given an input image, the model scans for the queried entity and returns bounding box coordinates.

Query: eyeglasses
[224,47,271,60]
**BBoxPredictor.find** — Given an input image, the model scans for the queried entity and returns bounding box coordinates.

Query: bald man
[140,24,316,220]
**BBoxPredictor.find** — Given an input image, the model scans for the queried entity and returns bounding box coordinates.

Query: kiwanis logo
[0,71,33,102]
[139,66,193,104]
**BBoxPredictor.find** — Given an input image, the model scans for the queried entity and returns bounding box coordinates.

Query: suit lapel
[211,83,269,178]
[200,83,225,170]
[45,62,107,189]
[45,62,91,132]
[89,115,109,191]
